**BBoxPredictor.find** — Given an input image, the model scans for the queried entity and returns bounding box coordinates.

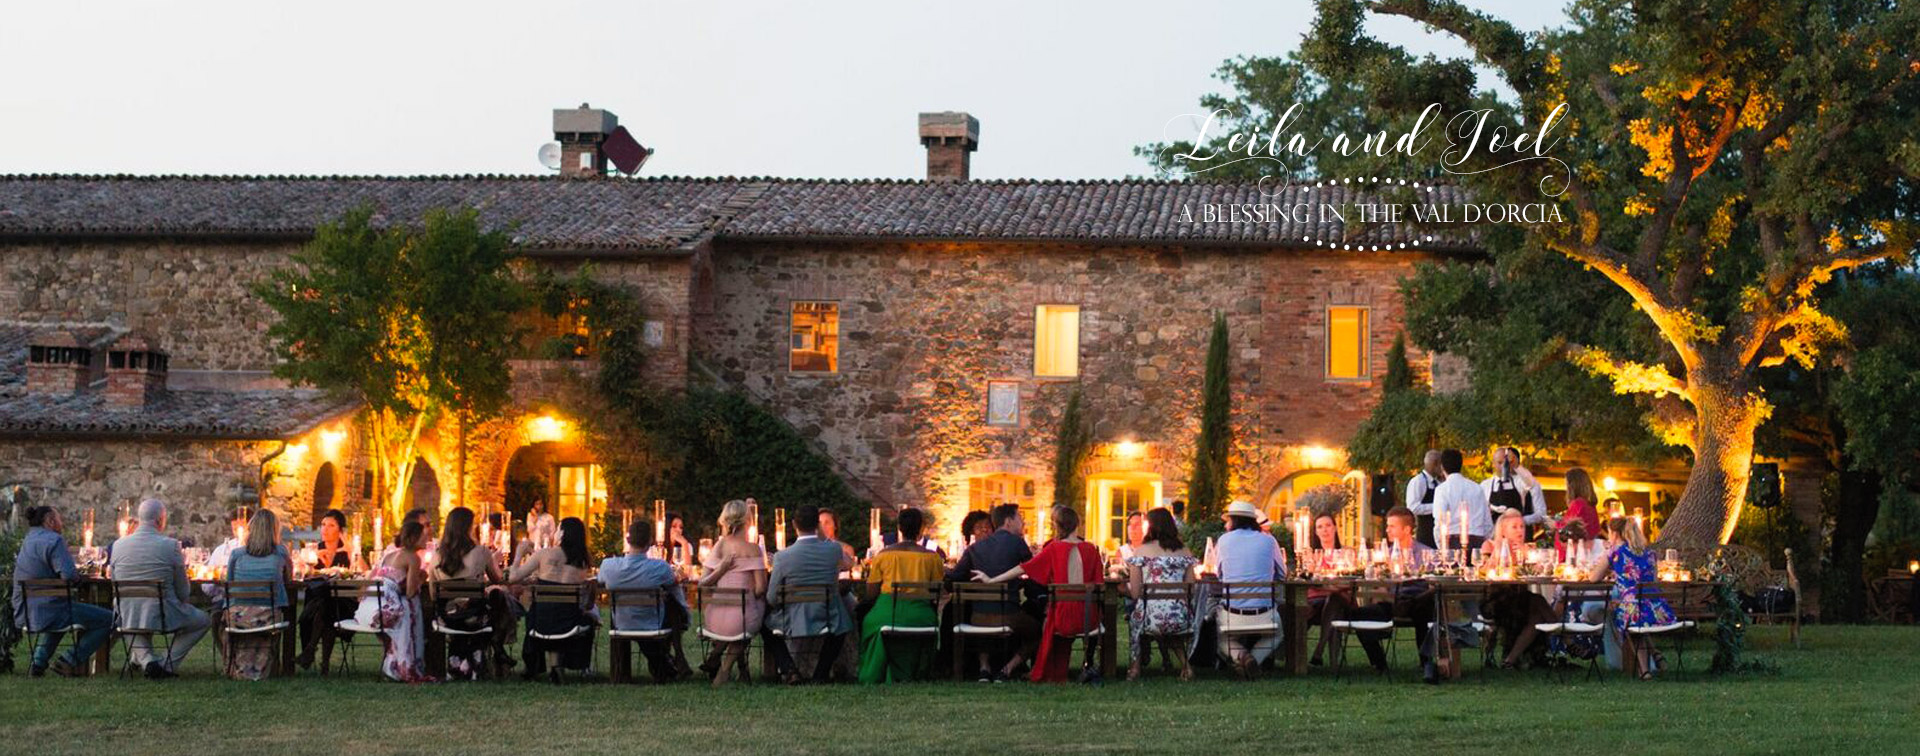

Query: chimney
[553,103,619,178]
[918,111,979,181]
[104,333,169,408]
[25,331,95,396]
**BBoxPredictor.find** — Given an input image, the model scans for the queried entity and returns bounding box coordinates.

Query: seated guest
[859,507,944,683]
[1479,510,1555,667]
[1123,508,1197,681]
[296,508,356,669]
[947,503,1039,682]
[1117,511,1147,562]
[666,512,696,566]
[1204,500,1287,679]
[767,504,857,684]
[354,519,432,682]
[817,508,861,564]
[698,500,766,686]
[110,498,212,679]
[1346,507,1442,681]
[975,505,1104,684]
[1306,514,1356,667]
[11,505,111,677]
[600,520,690,683]
[224,509,291,680]
[431,506,515,679]
[959,510,992,548]
[1589,516,1676,680]
[509,516,596,680]
[1559,467,1604,542]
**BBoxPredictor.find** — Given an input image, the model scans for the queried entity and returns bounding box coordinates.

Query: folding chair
[872,581,943,681]
[696,586,756,685]
[1534,582,1611,682]
[527,583,597,683]
[17,579,86,675]
[1045,582,1106,682]
[428,580,497,680]
[1327,582,1398,681]
[950,582,1018,681]
[1627,581,1701,679]
[325,579,387,677]
[1133,582,1196,681]
[768,583,836,679]
[221,580,291,679]
[607,586,676,684]
[1213,581,1282,680]
[110,580,174,678]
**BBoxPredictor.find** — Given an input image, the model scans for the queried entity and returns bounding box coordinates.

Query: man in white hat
[1204,499,1287,678]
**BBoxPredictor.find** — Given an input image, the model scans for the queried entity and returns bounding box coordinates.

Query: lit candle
[654,499,667,548]
[746,501,760,543]
[868,508,882,552]
[373,514,384,553]
[1436,512,1449,557]
[481,521,492,547]
[774,508,788,552]
[1909,560,1918,575]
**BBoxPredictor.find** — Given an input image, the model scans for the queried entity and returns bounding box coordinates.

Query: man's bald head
[137,498,167,530]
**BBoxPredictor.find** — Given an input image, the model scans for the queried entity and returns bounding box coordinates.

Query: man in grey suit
[766,504,855,683]
[109,498,210,678]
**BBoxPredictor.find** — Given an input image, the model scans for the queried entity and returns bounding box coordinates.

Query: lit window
[1326,306,1370,380]
[790,301,840,373]
[554,463,606,523]
[1034,305,1080,377]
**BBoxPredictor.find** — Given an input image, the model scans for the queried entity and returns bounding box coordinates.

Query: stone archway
[404,457,441,517]
[310,461,338,527]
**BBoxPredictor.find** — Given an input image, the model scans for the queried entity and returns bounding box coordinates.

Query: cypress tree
[1051,387,1091,511]
[1188,313,1232,520]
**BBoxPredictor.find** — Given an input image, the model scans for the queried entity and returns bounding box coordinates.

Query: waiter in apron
[1404,450,1444,547]
[1481,447,1546,539]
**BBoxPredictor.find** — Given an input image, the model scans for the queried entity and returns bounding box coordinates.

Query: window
[789,301,840,372]
[1326,306,1370,380]
[1034,305,1080,378]
[553,463,606,523]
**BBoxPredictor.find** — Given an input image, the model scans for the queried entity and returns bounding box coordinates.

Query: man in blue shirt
[599,520,688,682]
[602,518,695,686]
[946,503,1040,682]
[1206,500,1288,678]
[11,505,112,677]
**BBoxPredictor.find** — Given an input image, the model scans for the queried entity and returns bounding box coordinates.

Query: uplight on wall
[1112,439,1145,460]
[1303,445,1337,468]
[319,428,347,458]
[527,414,568,444]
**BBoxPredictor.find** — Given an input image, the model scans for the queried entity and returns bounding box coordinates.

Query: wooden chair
[696,586,756,685]
[109,580,174,678]
[1133,582,1195,681]
[16,579,86,674]
[1627,581,1704,679]
[950,582,1018,681]
[607,586,676,684]
[428,580,497,680]
[1326,582,1398,681]
[1044,582,1105,681]
[526,583,597,682]
[870,581,942,681]
[768,583,838,679]
[221,580,292,679]
[324,579,386,677]
[1534,582,1612,682]
[1213,581,1282,680]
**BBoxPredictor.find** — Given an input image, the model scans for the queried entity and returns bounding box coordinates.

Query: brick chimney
[918,111,979,181]
[25,331,95,396]
[553,104,618,178]
[104,333,169,408]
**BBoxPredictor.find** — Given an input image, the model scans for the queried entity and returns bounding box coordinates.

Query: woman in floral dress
[1589,516,1676,679]
[353,519,433,683]
[1123,508,1198,681]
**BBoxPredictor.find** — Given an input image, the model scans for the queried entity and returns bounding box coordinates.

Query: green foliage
[1051,388,1092,511]
[1382,333,1412,394]
[1187,314,1232,521]
[587,511,622,564]
[1708,576,1775,675]
[0,522,22,669]
[1864,488,1920,584]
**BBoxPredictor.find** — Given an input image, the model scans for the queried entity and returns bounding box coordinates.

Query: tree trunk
[1659,384,1767,548]
[1822,466,1883,623]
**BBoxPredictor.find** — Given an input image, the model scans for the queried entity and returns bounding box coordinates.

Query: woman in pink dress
[697,499,766,686]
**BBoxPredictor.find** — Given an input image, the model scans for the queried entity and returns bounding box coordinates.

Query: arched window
[311,462,337,527]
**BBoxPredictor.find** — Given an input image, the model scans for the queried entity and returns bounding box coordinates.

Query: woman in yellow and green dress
[859,508,945,683]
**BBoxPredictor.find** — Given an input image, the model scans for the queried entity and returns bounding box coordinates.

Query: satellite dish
[537,142,562,171]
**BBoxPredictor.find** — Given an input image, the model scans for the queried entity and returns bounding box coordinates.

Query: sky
[0,1,1567,180]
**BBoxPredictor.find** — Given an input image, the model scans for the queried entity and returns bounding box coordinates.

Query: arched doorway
[404,457,440,517]
[503,440,605,526]
[1265,469,1362,544]
[311,462,337,527]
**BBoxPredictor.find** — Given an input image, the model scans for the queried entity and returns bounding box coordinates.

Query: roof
[0,175,1477,252]
[0,323,359,440]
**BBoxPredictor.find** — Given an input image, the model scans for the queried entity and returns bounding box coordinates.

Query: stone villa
[3,105,1527,549]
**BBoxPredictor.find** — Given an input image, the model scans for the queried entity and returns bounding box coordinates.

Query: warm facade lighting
[527,414,568,443]
[283,442,309,461]
[1602,475,1619,492]
[1303,445,1336,468]
[1112,439,1144,459]
[318,428,347,457]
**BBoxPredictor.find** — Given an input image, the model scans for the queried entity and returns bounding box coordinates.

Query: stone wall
[694,239,1437,527]
[1,240,298,371]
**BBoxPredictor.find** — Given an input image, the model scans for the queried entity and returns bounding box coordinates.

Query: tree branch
[1366,0,1546,99]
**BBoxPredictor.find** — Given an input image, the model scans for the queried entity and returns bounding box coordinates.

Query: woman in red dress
[974,505,1104,683]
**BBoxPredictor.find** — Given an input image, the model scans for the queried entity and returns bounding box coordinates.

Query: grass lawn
[2,624,1916,755]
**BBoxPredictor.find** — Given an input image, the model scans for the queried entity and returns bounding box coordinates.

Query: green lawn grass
[3,625,1916,755]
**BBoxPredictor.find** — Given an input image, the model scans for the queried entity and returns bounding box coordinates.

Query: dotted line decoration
[1296,176,1437,251]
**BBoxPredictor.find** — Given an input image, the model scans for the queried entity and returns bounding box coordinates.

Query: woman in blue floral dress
[1123,508,1198,681]
[1592,516,1675,679]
